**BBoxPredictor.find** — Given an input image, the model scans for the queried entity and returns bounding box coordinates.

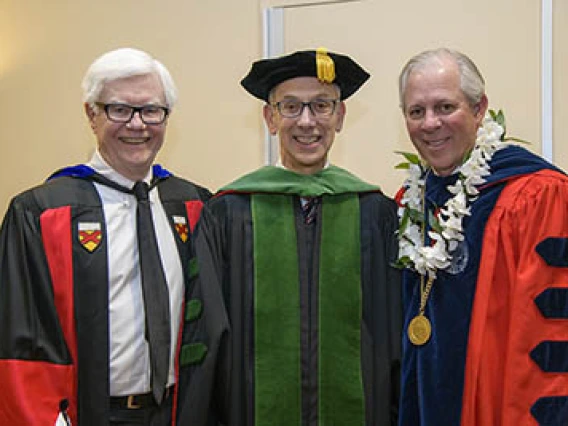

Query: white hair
[82,47,178,109]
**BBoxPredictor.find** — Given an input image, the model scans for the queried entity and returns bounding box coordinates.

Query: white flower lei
[397,113,507,279]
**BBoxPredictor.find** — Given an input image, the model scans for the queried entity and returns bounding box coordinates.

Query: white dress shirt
[87,151,184,396]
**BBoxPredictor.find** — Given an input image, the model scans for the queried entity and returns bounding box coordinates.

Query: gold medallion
[408,314,431,346]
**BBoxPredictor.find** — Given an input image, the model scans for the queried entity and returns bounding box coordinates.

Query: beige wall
[282,0,545,196]
[0,0,566,216]
[0,0,264,215]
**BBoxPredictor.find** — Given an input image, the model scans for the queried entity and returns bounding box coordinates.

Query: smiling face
[263,76,345,175]
[402,57,487,176]
[85,73,168,181]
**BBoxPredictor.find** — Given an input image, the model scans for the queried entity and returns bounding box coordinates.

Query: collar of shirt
[88,149,153,189]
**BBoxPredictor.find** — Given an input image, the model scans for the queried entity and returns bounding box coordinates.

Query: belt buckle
[126,394,142,409]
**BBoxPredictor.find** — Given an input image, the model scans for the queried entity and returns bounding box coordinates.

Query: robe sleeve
[201,200,232,425]
[462,169,568,426]
[195,205,231,425]
[379,194,402,426]
[176,201,231,425]
[387,220,402,426]
[0,194,76,425]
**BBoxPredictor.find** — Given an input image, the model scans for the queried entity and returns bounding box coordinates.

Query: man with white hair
[0,48,228,426]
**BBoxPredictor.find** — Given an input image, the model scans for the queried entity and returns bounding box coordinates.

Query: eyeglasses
[96,103,169,125]
[272,99,339,118]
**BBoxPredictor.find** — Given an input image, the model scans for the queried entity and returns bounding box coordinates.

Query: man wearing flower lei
[395,47,568,426]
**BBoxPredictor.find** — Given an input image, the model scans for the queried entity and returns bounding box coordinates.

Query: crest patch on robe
[173,215,189,242]
[78,222,102,252]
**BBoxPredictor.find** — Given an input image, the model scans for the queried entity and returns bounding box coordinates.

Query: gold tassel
[316,47,335,83]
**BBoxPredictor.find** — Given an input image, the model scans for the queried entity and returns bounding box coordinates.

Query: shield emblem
[173,215,189,243]
[78,222,102,252]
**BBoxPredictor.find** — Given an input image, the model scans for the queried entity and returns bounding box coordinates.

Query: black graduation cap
[241,47,370,101]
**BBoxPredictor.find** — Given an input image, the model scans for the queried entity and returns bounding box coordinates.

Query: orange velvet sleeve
[462,169,568,426]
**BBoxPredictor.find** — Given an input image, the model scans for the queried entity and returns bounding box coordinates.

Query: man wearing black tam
[207,48,401,426]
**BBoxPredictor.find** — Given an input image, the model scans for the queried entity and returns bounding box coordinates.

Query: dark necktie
[132,181,171,404]
[302,197,319,225]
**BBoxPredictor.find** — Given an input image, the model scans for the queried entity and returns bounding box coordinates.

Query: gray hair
[82,47,178,109]
[398,48,485,109]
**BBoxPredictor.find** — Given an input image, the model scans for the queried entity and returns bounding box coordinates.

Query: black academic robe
[207,165,402,426]
[0,171,229,426]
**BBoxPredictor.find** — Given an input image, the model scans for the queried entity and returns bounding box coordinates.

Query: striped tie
[302,197,319,224]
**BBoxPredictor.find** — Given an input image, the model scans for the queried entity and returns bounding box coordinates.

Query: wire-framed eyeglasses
[96,103,169,125]
[271,99,339,118]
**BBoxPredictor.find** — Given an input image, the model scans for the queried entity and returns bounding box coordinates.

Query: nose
[296,103,316,127]
[126,111,146,129]
[421,110,441,132]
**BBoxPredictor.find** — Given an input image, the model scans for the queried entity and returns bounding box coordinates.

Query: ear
[263,103,278,135]
[474,94,488,125]
[84,103,97,131]
[334,101,346,133]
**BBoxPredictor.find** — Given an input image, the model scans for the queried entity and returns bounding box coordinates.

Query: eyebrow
[104,98,165,105]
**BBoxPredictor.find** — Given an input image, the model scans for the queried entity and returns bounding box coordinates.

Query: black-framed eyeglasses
[96,103,169,125]
[272,99,339,118]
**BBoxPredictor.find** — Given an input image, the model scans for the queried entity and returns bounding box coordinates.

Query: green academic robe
[208,165,402,426]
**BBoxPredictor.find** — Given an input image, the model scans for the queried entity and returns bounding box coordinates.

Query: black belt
[110,387,173,410]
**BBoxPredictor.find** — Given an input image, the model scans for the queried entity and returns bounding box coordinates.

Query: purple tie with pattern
[302,197,319,224]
